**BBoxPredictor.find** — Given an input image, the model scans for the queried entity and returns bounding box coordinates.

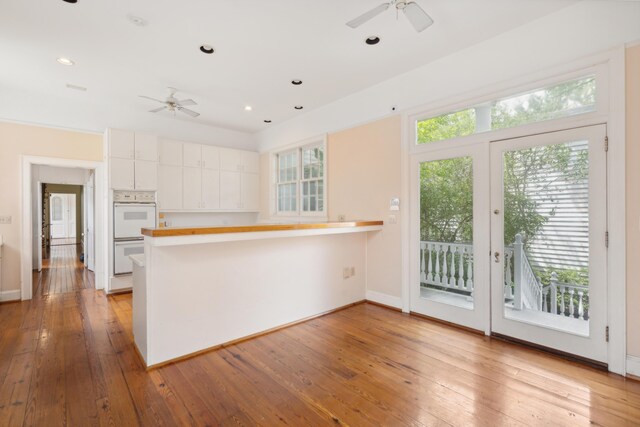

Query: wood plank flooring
[2,250,640,425]
[35,245,94,295]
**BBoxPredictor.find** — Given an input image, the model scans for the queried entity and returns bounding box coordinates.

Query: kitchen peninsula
[133,221,383,368]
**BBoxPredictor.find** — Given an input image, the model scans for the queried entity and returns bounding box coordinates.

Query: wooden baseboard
[627,373,640,383]
[107,289,132,295]
[146,300,367,370]
[409,311,485,336]
[365,299,402,312]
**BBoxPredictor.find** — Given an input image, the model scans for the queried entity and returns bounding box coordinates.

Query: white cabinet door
[183,167,202,209]
[135,133,158,161]
[110,129,135,159]
[158,165,183,210]
[159,139,183,166]
[219,171,241,209]
[202,145,220,170]
[242,173,260,211]
[183,143,202,168]
[202,169,220,209]
[242,151,260,174]
[219,148,242,172]
[110,158,135,190]
[135,160,158,190]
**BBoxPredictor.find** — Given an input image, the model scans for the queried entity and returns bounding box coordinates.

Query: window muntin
[276,143,325,215]
[416,75,597,145]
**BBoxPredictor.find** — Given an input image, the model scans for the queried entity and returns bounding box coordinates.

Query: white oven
[114,240,145,275]
[114,203,157,239]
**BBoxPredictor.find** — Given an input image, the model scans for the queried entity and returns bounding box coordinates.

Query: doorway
[411,125,608,363]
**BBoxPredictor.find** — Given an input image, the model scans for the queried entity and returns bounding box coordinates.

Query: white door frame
[21,156,106,299]
[401,46,625,374]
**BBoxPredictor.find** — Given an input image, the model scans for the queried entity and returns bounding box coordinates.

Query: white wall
[161,212,258,228]
[256,1,640,152]
[36,165,89,186]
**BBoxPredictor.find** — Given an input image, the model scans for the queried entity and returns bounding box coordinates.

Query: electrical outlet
[343,267,350,279]
[388,215,397,224]
[338,214,346,222]
[0,216,11,224]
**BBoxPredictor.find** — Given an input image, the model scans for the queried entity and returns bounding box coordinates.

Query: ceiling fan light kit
[347,0,434,33]
[140,87,200,117]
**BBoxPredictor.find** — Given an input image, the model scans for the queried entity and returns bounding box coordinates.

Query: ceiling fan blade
[178,106,200,117]
[346,3,390,28]
[149,106,167,113]
[178,99,197,106]
[403,2,434,32]
[139,95,166,104]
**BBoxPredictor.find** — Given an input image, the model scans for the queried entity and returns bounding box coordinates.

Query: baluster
[427,244,433,282]
[568,289,575,318]
[559,285,566,317]
[466,251,474,291]
[504,251,512,300]
[434,245,441,285]
[577,290,584,320]
[420,243,426,282]
[449,246,457,287]
[550,272,558,315]
[441,245,449,288]
[458,247,465,288]
[542,288,548,312]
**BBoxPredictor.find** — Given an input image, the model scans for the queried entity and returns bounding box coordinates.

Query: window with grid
[276,143,325,215]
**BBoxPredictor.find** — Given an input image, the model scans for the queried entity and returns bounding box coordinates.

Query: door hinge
[605,231,609,248]
[605,136,609,152]
[606,326,610,342]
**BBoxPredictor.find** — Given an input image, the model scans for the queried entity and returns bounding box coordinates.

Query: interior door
[37,181,43,271]
[490,125,607,363]
[50,194,67,238]
[410,143,490,332]
[86,176,95,271]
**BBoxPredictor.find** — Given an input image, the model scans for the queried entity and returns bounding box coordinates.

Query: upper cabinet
[108,129,158,190]
[220,148,259,174]
[109,129,135,159]
[159,139,183,166]
[183,143,202,168]
[134,133,158,161]
[201,146,220,170]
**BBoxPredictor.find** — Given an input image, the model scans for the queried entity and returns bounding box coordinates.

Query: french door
[490,125,608,362]
[412,124,608,362]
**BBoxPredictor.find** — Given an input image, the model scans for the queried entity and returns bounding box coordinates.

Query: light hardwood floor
[1,253,639,425]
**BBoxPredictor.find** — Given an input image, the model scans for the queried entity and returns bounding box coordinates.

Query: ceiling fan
[139,87,200,117]
[346,0,434,33]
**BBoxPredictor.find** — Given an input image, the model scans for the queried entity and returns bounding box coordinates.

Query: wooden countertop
[141,220,384,237]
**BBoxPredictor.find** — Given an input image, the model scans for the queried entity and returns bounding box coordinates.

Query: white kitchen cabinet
[242,151,260,174]
[202,145,220,170]
[158,165,183,210]
[135,160,158,190]
[110,129,135,159]
[110,158,135,190]
[159,139,183,166]
[219,148,242,172]
[242,173,260,211]
[202,169,220,209]
[183,167,202,209]
[219,171,241,209]
[135,133,158,161]
[183,143,202,168]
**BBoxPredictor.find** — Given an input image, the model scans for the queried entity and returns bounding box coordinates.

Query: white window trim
[270,135,328,221]
[400,46,626,375]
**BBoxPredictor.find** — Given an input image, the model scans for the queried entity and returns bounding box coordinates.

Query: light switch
[390,197,400,211]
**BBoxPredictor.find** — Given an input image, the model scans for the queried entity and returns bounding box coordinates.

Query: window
[416,75,597,145]
[52,196,63,221]
[276,142,325,215]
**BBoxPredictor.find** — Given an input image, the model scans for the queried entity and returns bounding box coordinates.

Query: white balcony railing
[420,233,589,321]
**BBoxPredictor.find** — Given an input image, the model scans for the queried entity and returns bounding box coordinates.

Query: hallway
[35,244,94,295]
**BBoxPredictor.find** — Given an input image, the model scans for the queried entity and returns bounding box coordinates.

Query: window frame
[272,136,327,219]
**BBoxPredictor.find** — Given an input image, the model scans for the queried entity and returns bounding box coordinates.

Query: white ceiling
[0,0,575,141]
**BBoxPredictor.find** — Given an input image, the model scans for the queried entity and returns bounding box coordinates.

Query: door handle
[494,251,500,263]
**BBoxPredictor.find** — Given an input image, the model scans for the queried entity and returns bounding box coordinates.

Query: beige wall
[626,45,640,357]
[0,121,103,297]
[328,116,403,299]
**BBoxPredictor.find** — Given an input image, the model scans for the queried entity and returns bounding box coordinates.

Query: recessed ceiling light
[200,45,215,54]
[365,36,381,45]
[294,106,303,110]
[264,120,272,123]
[127,14,147,27]
[56,57,75,66]
[62,0,78,3]
[244,105,253,111]
[66,83,87,91]
[291,80,303,86]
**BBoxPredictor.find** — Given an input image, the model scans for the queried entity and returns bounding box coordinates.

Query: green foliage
[537,268,588,286]
[416,109,476,144]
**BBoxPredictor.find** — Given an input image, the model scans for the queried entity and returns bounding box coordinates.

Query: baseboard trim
[365,290,402,310]
[145,299,367,370]
[0,289,21,302]
[627,355,640,378]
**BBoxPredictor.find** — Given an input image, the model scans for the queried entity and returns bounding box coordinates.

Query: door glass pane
[502,140,589,336]
[420,156,474,309]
